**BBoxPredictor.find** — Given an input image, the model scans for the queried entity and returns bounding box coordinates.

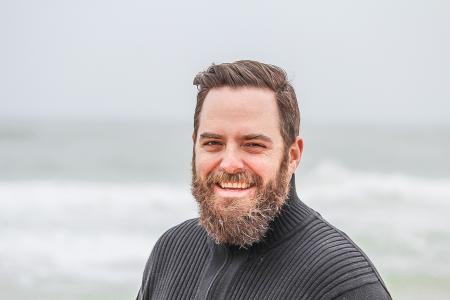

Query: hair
[192,60,300,148]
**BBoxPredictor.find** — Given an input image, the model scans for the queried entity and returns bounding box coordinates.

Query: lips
[213,180,256,199]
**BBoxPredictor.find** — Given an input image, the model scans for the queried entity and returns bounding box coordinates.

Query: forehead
[198,86,281,138]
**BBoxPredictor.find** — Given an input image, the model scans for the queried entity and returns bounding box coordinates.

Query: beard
[191,151,291,248]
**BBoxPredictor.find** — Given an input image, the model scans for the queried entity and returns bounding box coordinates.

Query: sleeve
[333,282,392,300]
[135,248,157,300]
[135,235,166,300]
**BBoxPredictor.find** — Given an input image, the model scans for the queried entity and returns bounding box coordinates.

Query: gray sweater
[137,180,391,300]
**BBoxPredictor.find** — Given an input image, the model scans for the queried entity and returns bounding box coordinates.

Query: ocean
[0,119,449,299]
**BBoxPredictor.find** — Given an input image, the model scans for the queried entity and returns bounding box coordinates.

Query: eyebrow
[242,134,273,144]
[199,132,223,140]
[198,132,273,144]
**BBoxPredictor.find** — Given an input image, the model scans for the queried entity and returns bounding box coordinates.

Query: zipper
[205,249,230,299]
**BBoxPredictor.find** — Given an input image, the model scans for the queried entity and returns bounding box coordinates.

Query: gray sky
[1,0,449,124]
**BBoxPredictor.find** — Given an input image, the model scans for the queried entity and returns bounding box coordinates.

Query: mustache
[205,170,262,187]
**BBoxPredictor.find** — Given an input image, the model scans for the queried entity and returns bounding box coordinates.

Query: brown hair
[192,60,300,148]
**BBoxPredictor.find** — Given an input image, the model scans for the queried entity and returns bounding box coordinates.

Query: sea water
[0,119,449,299]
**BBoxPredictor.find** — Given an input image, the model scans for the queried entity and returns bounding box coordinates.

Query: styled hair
[192,60,300,147]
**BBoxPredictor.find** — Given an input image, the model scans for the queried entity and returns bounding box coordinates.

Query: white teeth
[219,182,250,189]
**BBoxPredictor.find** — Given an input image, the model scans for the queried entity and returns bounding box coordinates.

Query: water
[0,119,449,299]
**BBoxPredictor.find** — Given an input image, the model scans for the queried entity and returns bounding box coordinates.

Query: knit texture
[137,181,391,300]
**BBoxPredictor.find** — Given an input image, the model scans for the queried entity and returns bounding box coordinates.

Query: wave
[300,160,450,277]
[0,162,449,287]
[0,182,197,287]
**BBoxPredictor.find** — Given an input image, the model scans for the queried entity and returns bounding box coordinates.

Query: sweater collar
[255,174,311,247]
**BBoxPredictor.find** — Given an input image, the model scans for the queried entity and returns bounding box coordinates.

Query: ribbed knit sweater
[137,179,391,300]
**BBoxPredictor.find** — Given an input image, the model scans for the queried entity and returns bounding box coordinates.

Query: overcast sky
[1,0,449,125]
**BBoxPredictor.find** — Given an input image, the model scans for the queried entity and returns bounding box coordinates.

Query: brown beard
[191,151,290,248]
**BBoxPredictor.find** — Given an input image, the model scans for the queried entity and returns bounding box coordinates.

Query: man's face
[191,86,293,247]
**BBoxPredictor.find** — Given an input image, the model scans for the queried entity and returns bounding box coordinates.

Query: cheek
[245,157,279,183]
[195,152,219,178]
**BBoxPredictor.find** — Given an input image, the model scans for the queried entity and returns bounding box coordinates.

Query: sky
[1,0,449,125]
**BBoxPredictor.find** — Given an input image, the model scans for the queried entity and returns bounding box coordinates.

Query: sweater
[137,179,391,300]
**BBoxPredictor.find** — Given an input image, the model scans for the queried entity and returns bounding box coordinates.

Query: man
[137,60,391,299]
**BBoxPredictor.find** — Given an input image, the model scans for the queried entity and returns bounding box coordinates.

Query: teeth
[220,182,250,189]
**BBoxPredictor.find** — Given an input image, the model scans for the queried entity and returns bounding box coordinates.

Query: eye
[202,140,223,147]
[244,143,266,149]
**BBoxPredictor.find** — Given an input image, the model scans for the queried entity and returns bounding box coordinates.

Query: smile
[218,181,251,189]
[214,181,255,198]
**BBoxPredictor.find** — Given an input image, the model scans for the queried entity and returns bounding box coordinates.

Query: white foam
[0,181,197,286]
[1,165,449,289]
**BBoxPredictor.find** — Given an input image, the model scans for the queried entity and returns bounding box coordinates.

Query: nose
[219,145,244,174]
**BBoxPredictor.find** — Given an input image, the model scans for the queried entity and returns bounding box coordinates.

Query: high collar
[221,174,313,253]
[253,174,312,248]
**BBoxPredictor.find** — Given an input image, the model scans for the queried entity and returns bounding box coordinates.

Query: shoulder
[296,212,382,269]
[137,220,210,299]
[139,218,208,283]
[332,281,392,300]
[289,212,391,299]
[152,218,208,255]
[312,212,387,281]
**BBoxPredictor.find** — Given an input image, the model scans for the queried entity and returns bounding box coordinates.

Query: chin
[214,195,254,215]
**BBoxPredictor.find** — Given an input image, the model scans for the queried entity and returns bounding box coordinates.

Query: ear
[288,137,304,174]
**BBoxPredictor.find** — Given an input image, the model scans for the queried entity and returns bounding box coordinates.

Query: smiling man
[137,60,391,300]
